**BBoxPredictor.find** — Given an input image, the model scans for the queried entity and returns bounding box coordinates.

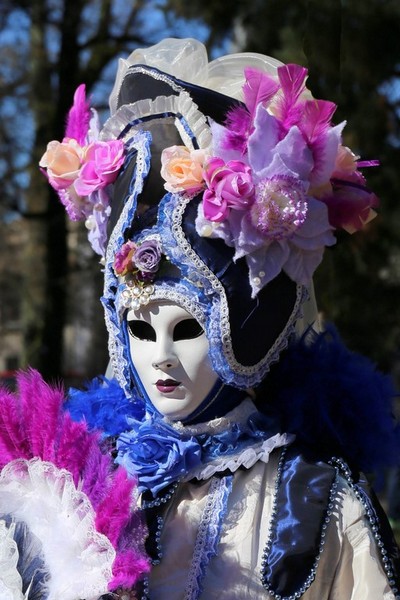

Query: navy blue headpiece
[101,62,305,400]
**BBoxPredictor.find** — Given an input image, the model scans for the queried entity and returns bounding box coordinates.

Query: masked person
[41,38,400,599]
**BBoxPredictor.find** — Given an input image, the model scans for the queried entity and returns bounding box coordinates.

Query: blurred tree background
[1,0,400,383]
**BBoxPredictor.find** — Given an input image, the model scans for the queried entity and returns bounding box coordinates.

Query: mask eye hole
[173,318,204,341]
[128,320,156,342]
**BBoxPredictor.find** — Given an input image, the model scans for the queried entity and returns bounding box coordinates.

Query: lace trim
[183,475,233,600]
[0,521,24,599]
[170,398,258,436]
[101,81,211,150]
[103,130,152,396]
[159,192,307,388]
[111,64,188,116]
[186,432,294,482]
[0,458,115,600]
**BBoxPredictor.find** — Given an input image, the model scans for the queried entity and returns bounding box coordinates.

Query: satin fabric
[148,448,397,599]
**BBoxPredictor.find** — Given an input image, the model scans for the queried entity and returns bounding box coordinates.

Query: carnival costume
[33,38,400,598]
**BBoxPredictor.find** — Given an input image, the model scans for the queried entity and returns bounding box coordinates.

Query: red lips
[155,379,181,393]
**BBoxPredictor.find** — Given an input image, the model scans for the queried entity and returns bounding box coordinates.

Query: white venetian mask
[126,302,218,420]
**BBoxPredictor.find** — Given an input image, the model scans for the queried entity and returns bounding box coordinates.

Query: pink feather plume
[243,67,280,119]
[110,550,150,589]
[95,466,135,546]
[276,64,309,131]
[17,369,63,463]
[65,84,91,145]
[301,99,337,143]
[54,416,97,485]
[223,67,279,154]
[0,386,29,466]
[0,369,149,589]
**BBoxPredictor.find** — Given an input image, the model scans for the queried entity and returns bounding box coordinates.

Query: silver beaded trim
[329,456,400,599]
[140,481,179,511]
[163,191,307,387]
[103,131,152,397]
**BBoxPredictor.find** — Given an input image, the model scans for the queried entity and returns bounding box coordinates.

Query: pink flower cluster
[114,239,162,281]
[40,137,125,210]
[189,64,380,296]
[39,84,126,258]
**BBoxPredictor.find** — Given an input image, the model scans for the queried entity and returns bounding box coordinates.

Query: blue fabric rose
[116,420,202,497]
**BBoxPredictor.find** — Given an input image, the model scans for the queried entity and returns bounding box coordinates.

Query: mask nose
[152,357,179,370]
[151,336,179,370]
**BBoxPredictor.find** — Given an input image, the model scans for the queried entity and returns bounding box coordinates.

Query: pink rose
[114,241,137,276]
[161,146,207,193]
[202,158,255,222]
[74,140,125,196]
[39,139,83,190]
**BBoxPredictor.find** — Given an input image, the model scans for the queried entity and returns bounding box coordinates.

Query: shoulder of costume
[257,325,400,597]
[258,323,400,474]
[261,443,400,598]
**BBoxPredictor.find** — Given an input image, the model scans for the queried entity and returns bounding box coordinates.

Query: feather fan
[0,369,149,598]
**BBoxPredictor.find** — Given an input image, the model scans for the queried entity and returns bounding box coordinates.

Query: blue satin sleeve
[261,448,336,597]
[261,447,400,598]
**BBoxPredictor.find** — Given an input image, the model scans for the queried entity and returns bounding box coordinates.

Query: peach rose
[39,138,83,190]
[160,146,207,194]
[334,145,358,174]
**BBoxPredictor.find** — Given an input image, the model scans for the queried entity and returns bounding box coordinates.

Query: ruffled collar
[115,398,291,498]
[168,397,260,435]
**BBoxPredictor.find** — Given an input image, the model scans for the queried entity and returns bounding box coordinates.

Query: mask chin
[181,379,248,426]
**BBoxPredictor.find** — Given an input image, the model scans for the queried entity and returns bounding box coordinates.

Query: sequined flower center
[250,177,308,240]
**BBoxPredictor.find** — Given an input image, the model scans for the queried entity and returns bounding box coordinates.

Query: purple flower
[116,422,202,497]
[321,179,379,234]
[133,240,162,275]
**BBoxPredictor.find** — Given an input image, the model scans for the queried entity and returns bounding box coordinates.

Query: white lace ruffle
[108,38,283,113]
[185,432,294,482]
[0,458,115,600]
[171,399,295,481]
[101,87,212,151]
[0,521,24,600]
[170,398,258,436]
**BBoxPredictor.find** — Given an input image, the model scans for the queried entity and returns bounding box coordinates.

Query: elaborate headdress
[40,38,379,402]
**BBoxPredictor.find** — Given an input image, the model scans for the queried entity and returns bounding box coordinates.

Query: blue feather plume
[65,377,144,437]
[259,325,400,472]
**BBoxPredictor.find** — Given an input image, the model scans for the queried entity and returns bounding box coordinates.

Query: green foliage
[2,0,400,376]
